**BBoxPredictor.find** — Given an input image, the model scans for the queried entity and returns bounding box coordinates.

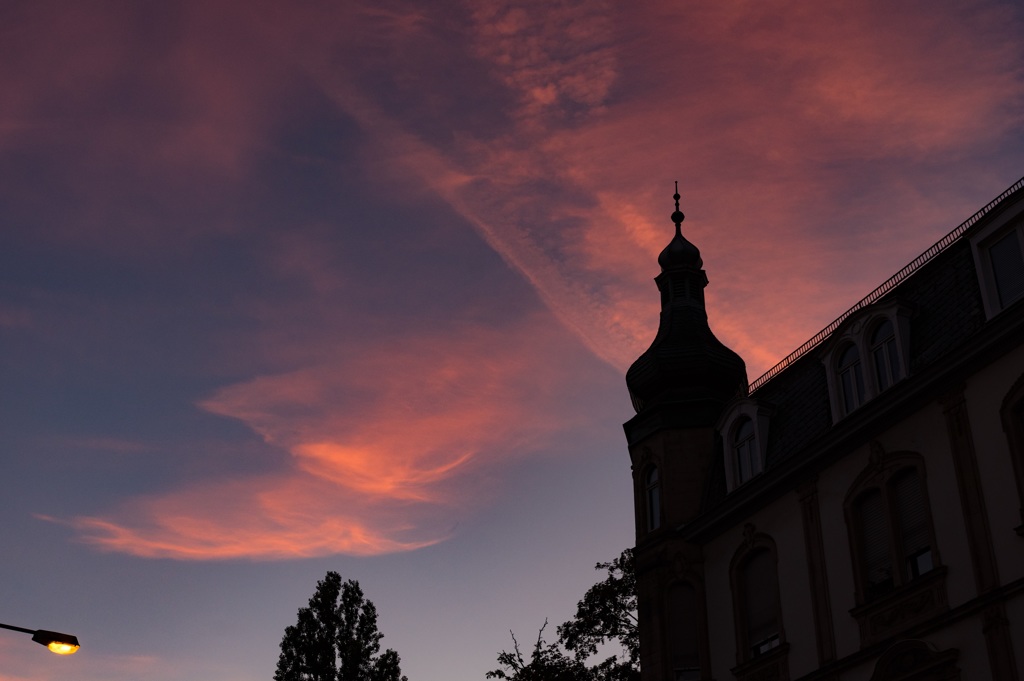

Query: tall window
[1000,373,1024,534]
[849,464,936,603]
[734,417,760,484]
[856,489,892,600]
[838,344,865,413]
[870,320,901,391]
[741,549,782,657]
[731,535,785,667]
[668,583,700,680]
[645,467,661,531]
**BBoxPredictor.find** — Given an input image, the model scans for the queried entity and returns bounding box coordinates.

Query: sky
[1,1,1023,679]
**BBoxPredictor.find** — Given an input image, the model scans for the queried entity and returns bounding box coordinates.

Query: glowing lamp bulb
[47,640,80,655]
[30,629,80,655]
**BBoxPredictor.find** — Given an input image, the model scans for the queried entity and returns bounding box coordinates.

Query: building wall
[964,343,1024,567]
[694,317,1024,680]
[626,179,1024,681]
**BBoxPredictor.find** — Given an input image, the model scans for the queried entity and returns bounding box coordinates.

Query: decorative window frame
[717,398,774,492]
[729,525,790,681]
[631,447,665,540]
[999,372,1024,536]
[843,445,948,646]
[820,302,912,423]
[969,193,1024,319]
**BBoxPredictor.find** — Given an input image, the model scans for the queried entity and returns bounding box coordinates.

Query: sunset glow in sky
[2,1,1023,680]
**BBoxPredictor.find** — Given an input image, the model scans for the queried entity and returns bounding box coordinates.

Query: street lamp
[0,622,80,654]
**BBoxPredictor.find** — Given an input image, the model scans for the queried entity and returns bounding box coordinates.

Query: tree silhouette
[488,549,638,681]
[557,549,638,680]
[275,571,407,681]
[486,621,590,681]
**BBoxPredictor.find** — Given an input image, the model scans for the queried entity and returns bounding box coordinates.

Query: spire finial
[670,181,685,236]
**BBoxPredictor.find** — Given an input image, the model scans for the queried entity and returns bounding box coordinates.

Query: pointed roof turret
[624,184,747,441]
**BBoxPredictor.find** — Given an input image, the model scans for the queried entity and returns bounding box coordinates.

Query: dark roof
[697,176,1024,515]
[747,176,1024,392]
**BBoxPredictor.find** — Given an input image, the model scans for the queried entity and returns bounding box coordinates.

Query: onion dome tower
[624,185,748,681]
[624,183,747,444]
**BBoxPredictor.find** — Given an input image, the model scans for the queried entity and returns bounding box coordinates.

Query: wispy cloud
[329,0,1024,376]
[10,0,1023,562]
[66,316,593,559]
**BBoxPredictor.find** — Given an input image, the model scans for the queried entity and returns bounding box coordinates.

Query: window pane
[749,440,762,476]
[737,447,751,483]
[858,489,893,599]
[841,370,856,410]
[839,344,859,369]
[893,469,931,578]
[734,418,757,483]
[646,468,661,531]
[870,320,894,346]
[990,230,1024,307]
[742,549,780,653]
[873,346,890,391]
[838,345,864,411]
[887,339,901,382]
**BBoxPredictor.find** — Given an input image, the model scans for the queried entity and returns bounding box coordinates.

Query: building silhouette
[624,178,1024,680]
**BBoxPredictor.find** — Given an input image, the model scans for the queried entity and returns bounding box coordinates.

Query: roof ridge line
[748,175,1024,394]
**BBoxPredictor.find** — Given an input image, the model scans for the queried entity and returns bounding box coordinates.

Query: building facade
[624,178,1024,681]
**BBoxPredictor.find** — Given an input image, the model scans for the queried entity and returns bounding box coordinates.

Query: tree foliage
[486,621,591,681]
[557,549,638,678]
[488,549,638,681]
[275,571,407,681]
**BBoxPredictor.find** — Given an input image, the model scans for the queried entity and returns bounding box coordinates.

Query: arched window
[870,320,901,391]
[846,452,947,645]
[847,457,938,604]
[645,467,661,531]
[668,583,700,679]
[838,344,865,413]
[731,532,786,670]
[822,305,911,424]
[734,417,760,484]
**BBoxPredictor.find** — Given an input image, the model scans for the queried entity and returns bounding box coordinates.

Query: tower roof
[658,183,702,270]
[625,185,746,434]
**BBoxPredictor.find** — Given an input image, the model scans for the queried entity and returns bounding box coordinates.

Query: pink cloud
[66,316,592,559]
[338,0,1024,377]
[14,0,1023,563]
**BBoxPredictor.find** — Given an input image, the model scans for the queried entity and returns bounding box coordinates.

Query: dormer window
[821,303,911,422]
[988,228,1024,307]
[970,196,1024,318]
[734,417,760,484]
[719,399,773,491]
[869,320,901,391]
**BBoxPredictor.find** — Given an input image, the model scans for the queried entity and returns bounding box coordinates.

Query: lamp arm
[0,622,37,635]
